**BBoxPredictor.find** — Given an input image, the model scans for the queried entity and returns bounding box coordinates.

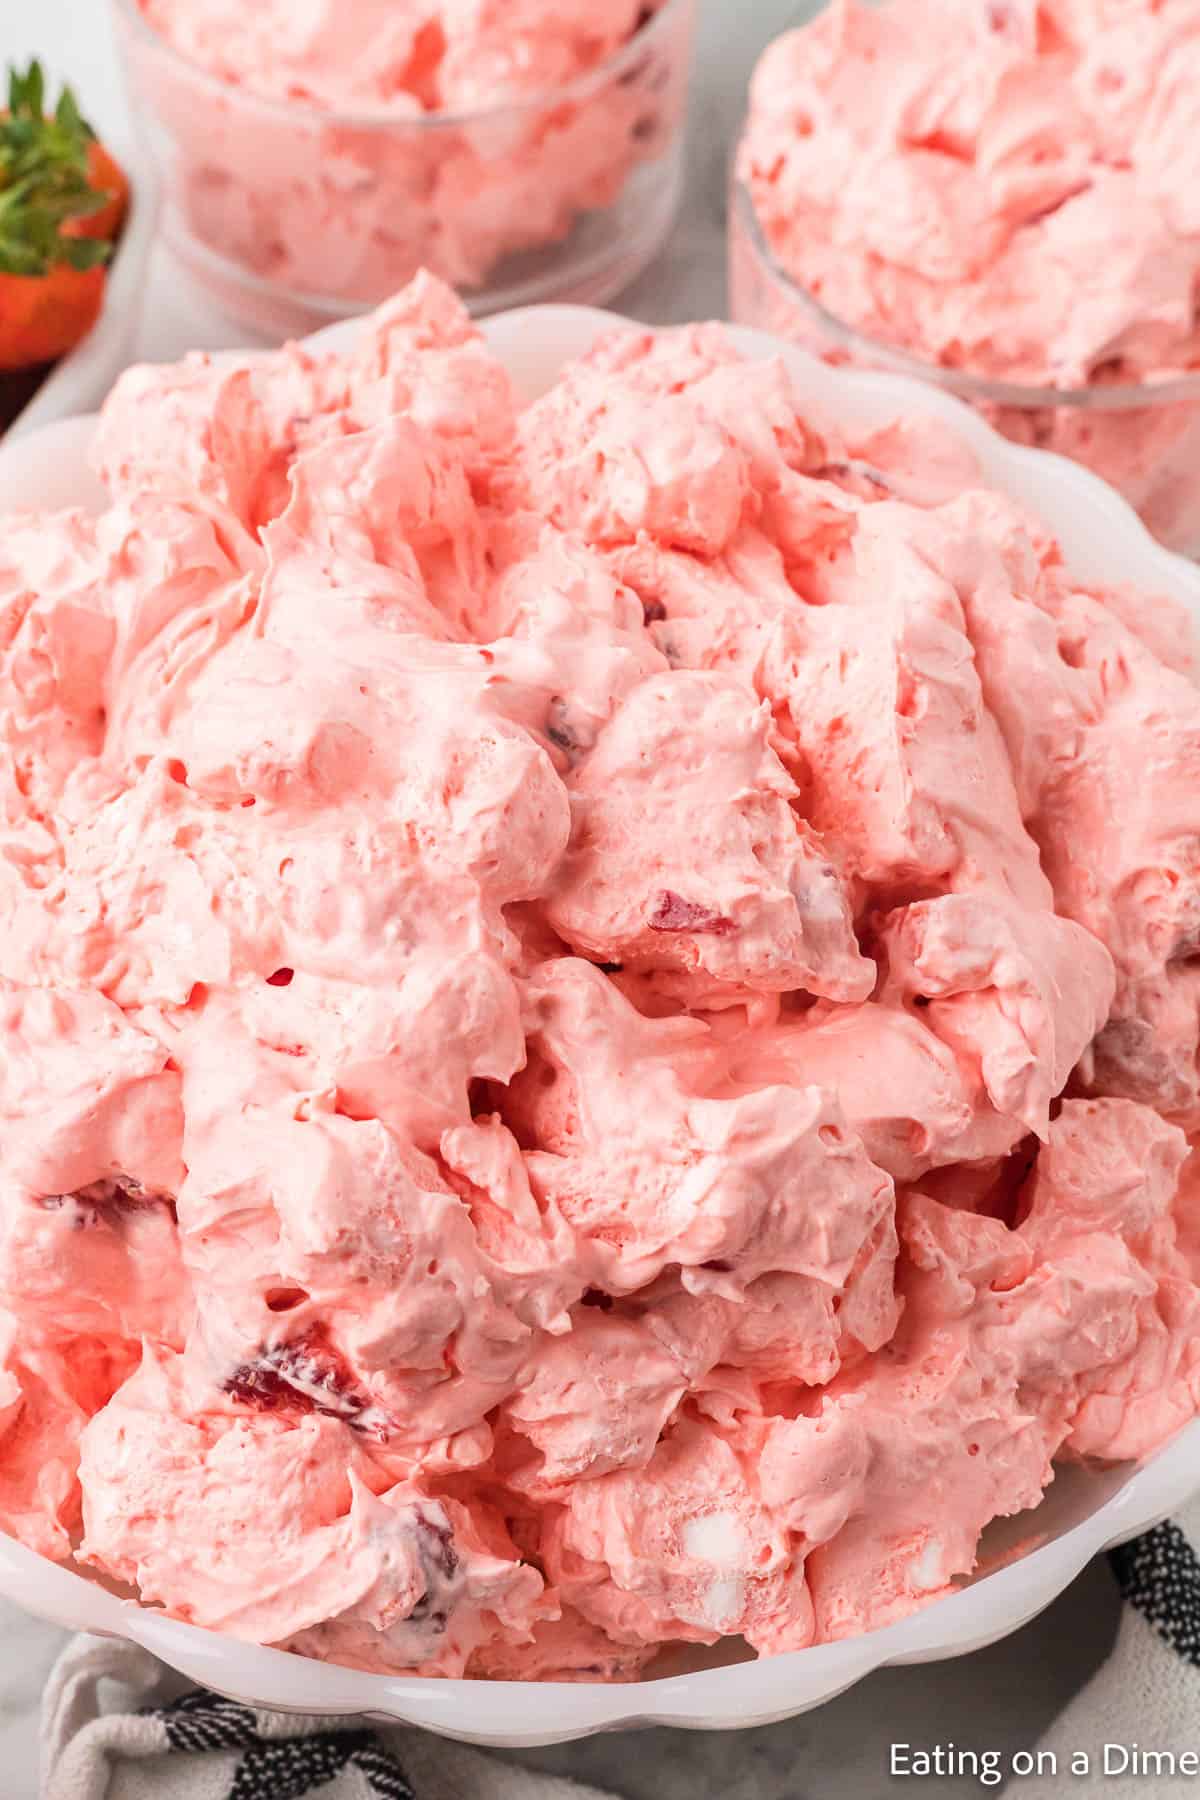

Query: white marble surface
[0,0,1126,1793]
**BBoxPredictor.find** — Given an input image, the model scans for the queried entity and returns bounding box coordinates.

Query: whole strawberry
[0,61,129,371]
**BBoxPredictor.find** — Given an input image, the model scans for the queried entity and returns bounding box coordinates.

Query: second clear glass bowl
[729,173,1200,561]
[112,0,696,337]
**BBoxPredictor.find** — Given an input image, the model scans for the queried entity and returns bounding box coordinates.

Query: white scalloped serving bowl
[0,307,1198,1746]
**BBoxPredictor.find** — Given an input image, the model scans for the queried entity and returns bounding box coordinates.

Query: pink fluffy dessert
[2,272,1200,1680]
[735,0,1200,554]
[118,0,689,317]
[138,0,653,111]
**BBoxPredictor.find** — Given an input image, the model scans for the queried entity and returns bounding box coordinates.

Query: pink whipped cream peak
[136,0,651,112]
[1,271,1199,1678]
[739,0,1200,386]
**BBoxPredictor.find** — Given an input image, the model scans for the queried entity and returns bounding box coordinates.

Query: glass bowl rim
[730,172,1200,413]
[111,0,692,133]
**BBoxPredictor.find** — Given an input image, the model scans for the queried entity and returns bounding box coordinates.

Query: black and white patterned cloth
[154,1692,414,1799]
[41,1634,608,1800]
[41,1506,1200,1800]
[1110,1520,1200,1668]
[1022,1499,1200,1798]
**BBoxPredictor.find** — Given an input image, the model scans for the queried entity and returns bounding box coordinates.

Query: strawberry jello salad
[734,0,1200,555]
[114,0,692,331]
[3,272,1200,1680]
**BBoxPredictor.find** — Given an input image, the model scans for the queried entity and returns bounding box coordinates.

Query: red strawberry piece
[37,1176,176,1228]
[224,1326,389,1439]
[647,889,736,935]
[407,1506,461,1633]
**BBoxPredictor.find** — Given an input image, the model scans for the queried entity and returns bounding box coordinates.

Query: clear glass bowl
[111,0,696,337]
[729,172,1200,560]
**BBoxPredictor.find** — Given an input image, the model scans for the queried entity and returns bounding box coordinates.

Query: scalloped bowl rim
[0,304,1198,1745]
